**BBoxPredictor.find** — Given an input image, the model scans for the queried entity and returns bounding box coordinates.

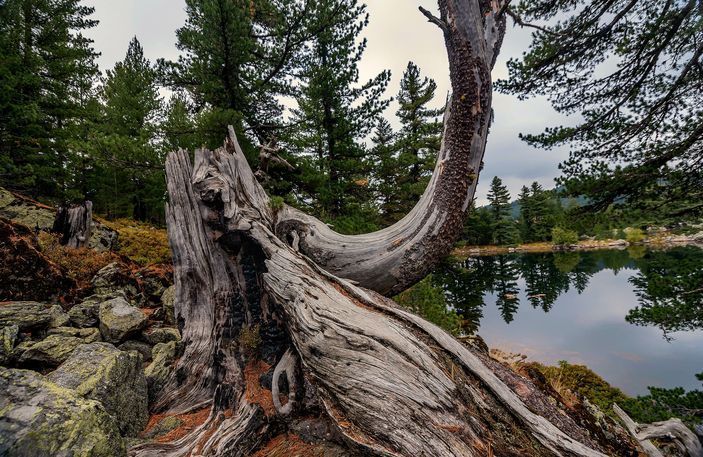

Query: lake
[429,245,703,396]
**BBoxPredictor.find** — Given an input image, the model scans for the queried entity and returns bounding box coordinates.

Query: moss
[99,218,171,266]
[238,324,261,354]
[269,196,285,211]
[38,232,118,287]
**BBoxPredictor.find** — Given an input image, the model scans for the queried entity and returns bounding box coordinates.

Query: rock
[0,218,75,302]
[48,305,70,328]
[136,264,173,306]
[145,341,179,401]
[68,294,106,328]
[161,285,176,325]
[91,262,141,303]
[48,343,148,437]
[144,327,180,345]
[0,186,118,252]
[0,324,19,365]
[118,340,152,362]
[47,327,101,343]
[17,335,85,368]
[98,297,147,344]
[0,301,53,331]
[0,366,125,456]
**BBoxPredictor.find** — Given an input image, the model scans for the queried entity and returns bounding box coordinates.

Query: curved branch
[271,348,298,416]
[273,0,507,296]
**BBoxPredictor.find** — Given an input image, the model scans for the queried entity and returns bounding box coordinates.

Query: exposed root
[272,348,298,416]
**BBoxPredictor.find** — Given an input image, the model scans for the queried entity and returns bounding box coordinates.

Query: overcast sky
[83,0,571,205]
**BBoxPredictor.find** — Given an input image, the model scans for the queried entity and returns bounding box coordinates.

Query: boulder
[118,340,153,362]
[47,326,101,343]
[0,301,53,331]
[145,341,179,401]
[68,294,107,328]
[98,297,147,344]
[144,327,180,345]
[0,218,76,302]
[0,324,19,365]
[48,305,70,328]
[161,285,176,325]
[91,262,141,303]
[17,335,86,368]
[48,343,148,437]
[0,366,125,456]
[136,264,173,305]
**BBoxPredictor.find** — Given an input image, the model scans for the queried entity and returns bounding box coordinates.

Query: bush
[101,218,171,266]
[551,227,578,246]
[624,227,645,243]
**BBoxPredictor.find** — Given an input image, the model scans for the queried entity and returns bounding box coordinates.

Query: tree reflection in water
[429,246,703,337]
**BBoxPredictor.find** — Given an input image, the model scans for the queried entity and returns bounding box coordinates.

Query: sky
[82,0,572,205]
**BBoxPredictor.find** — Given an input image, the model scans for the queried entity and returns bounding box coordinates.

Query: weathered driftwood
[130,1,642,455]
[52,201,93,248]
[614,403,703,457]
[613,403,664,457]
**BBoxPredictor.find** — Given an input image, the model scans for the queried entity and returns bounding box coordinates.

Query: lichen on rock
[0,366,125,456]
[98,297,147,344]
[48,342,148,437]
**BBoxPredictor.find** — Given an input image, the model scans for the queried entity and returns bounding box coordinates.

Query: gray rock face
[91,263,141,302]
[17,335,85,368]
[144,327,180,345]
[0,301,53,331]
[48,305,70,328]
[0,366,125,456]
[48,343,148,437]
[47,326,102,343]
[145,341,179,402]
[98,297,147,344]
[0,324,19,365]
[161,285,176,325]
[118,340,153,362]
[68,295,105,328]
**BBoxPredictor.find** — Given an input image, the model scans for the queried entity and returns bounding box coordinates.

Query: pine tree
[286,0,390,225]
[394,61,443,215]
[161,93,198,153]
[89,37,164,222]
[487,176,518,245]
[160,0,315,154]
[517,185,534,242]
[0,0,99,199]
[370,118,400,226]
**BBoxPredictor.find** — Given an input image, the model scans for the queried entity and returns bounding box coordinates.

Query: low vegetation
[100,218,171,266]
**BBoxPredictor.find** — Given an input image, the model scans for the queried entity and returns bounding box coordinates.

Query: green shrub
[101,218,171,266]
[551,227,578,246]
[269,196,284,211]
[624,227,645,243]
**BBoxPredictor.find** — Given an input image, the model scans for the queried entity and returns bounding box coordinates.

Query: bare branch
[418,6,448,33]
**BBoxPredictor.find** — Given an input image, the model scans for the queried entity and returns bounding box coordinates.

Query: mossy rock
[0,325,19,365]
[118,340,152,362]
[98,297,147,344]
[144,341,179,402]
[47,327,101,343]
[17,335,86,368]
[0,366,125,456]
[91,263,141,304]
[160,285,175,325]
[143,327,180,345]
[0,302,53,332]
[48,305,70,328]
[48,343,148,437]
[68,295,107,328]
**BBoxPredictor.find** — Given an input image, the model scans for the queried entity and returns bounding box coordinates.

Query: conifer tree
[487,176,518,245]
[394,61,443,215]
[370,118,400,226]
[286,0,390,225]
[89,37,164,222]
[517,185,534,242]
[161,94,199,153]
[0,0,99,199]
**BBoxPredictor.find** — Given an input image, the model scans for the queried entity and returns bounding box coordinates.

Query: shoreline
[452,234,703,257]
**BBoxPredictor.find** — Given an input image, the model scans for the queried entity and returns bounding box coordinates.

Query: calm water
[431,246,703,395]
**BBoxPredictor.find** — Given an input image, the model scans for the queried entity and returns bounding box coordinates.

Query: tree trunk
[52,201,93,249]
[130,2,642,456]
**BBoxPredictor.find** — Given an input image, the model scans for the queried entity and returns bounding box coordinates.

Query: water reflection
[432,246,703,338]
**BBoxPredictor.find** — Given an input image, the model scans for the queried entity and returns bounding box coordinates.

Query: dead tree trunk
[52,201,93,249]
[130,1,642,456]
